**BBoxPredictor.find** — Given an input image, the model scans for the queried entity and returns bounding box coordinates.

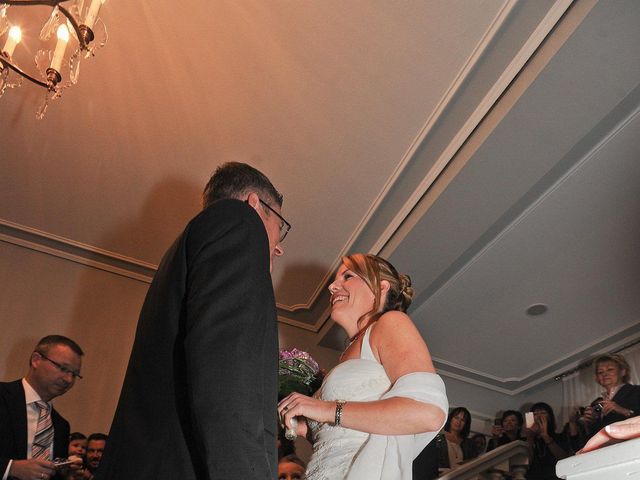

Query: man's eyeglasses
[259,199,291,242]
[36,351,83,380]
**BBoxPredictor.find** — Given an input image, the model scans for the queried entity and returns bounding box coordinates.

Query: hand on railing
[580,416,640,453]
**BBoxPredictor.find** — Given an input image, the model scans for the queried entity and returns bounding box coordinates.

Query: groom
[96,162,290,479]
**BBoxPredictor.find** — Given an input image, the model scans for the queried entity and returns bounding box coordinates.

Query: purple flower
[278,348,320,388]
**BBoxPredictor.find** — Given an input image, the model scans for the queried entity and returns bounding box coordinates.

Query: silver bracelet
[335,400,346,426]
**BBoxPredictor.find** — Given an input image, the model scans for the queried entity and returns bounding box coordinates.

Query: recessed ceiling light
[526,304,548,316]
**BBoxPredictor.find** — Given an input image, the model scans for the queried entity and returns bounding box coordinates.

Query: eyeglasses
[259,199,291,242]
[36,351,83,380]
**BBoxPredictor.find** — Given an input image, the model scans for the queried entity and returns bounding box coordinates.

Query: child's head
[68,432,87,457]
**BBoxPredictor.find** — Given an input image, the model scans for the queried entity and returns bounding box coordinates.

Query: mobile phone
[494,418,502,426]
[525,412,535,429]
[53,459,75,469]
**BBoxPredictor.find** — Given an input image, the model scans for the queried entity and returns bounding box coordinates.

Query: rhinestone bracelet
[335,400,346,426]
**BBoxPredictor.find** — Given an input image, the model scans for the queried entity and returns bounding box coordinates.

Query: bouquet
[278,348,323,399]
[278,348,324,441]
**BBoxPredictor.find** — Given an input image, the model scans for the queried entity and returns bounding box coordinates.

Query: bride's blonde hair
[342,253,414,341]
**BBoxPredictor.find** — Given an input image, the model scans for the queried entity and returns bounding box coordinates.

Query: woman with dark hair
[526,402,569,480]
[436,407,476,471]
[278,253,448,479]
[487,410,524,451]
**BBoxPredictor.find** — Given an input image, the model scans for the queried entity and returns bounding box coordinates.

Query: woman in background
[487,410,524,451]
[579,354,640,439]
[471,433,487,456]
[436,407,477,472]
[525,402,568,480]
[278,253,448,479]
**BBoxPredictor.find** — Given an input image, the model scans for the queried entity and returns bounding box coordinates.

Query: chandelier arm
[2,0,69,7]
[3,0,68,6]
[0,57,49,88]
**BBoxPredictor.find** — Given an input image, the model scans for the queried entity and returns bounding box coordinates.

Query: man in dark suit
[1,335,84,480]
[97,162,290,480]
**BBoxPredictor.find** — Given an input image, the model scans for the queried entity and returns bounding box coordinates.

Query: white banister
[438,440,529,480]
[556,437,640,479]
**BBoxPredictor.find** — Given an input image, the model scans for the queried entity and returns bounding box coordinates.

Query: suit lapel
[7,381,28,458]
[612,383,630,403]
[52,409,67,459]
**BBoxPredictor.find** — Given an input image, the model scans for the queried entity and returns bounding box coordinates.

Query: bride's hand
[278,392,336,430]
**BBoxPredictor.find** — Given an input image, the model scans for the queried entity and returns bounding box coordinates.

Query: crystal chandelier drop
[0,0,108,119]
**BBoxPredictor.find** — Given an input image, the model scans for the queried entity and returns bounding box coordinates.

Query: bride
[278,253,448,479]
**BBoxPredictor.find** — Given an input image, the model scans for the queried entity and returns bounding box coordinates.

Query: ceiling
[2,0,639,396]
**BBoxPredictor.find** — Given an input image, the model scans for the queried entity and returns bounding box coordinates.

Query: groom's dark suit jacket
[96,199,279,480]
[0,380,70,477]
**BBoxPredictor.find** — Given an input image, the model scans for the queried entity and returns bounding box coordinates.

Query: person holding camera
[578,354,640,441]
[487,410,524,452]
[525,402,569,480]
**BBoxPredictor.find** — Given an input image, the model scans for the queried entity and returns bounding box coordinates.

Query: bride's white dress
[305,326,447,480]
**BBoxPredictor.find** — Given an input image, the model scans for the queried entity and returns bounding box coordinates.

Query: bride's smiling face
[328,264,376,329]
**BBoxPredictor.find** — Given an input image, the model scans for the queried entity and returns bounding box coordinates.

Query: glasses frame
[259,199,291,242]
[36,351,83,379]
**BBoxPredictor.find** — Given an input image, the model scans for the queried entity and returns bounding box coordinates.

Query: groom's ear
[246,191,260,210]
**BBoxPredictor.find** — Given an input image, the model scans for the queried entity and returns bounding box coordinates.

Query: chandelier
[0,0,107,118]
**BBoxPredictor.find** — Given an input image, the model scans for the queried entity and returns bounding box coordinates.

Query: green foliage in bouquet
[278,348,323,399]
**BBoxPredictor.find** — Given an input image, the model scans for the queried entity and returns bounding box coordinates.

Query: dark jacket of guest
[96,200,279,480]
[590,383,640,433]
[435,433,477,469]
[527,433,569,480]
[413,438,439,480]
[0,380,69,479]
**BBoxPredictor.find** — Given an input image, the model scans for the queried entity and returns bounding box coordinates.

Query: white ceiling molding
[274,0,523,313]
[434,323,640,395]
[0,219,156,283]
[375,0,576,257]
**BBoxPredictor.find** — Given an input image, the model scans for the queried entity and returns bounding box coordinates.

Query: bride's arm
[278,312,446,435]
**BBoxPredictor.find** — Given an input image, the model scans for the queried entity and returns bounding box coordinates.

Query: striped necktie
[32,401,53,460]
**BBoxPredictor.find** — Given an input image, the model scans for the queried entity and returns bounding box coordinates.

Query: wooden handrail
[438,440,529,480]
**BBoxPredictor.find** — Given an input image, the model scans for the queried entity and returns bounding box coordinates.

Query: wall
[0,239,571,449]
[0,241,342,439]
[0,241,146,435]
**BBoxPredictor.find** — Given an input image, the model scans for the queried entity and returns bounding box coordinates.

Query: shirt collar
[603,383,624,400]
[22,378,49,407]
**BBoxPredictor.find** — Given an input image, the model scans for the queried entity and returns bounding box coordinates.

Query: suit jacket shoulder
[0,380,28,474]
[185,199,268,262]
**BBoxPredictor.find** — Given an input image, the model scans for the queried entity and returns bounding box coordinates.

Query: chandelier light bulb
[3,25,21,58]
[84,0,106,30]
[50,24,69,73]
